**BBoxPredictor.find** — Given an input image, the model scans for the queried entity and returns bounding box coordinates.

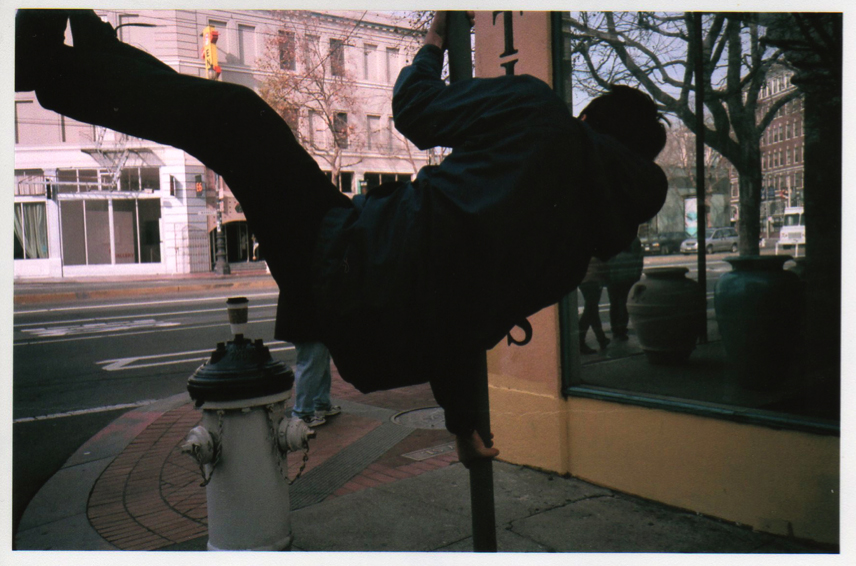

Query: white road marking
[13,399,159,423]
[97,342,294,372]
[21,319,180,338]
[13,318,277,346]
[14,291,279,315]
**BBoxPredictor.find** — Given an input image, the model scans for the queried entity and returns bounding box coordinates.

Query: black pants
[607,281,634,336]
[578,281,606,343]
[30,11,352,339]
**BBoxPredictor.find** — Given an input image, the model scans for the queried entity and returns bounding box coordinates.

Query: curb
[14,394,191,551]
[13,278,278,306]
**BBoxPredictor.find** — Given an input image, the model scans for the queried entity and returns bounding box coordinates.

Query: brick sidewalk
[85,367,458,550]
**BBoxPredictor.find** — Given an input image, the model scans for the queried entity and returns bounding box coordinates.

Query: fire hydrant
[182,297,314,551]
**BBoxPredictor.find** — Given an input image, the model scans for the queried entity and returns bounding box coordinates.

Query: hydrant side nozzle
[277,417,314,454]
[183,425,217,465]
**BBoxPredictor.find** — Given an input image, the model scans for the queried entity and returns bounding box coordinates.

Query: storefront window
[14,202,49,259]
[556,11,839,433]
[60,197,161,265]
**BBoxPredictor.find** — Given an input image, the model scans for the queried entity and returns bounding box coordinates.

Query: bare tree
[258,11,368,186]
[567,12,799,255]
[657,123,732,229]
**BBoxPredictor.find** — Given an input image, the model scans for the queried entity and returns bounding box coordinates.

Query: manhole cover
[391,407,446,430]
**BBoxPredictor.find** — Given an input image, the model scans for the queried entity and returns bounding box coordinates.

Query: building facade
[728,66,805,234]
[13,10,427,279]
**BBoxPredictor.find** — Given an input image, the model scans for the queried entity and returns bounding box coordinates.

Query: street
[12,288,292,539]
[10,252,738,540]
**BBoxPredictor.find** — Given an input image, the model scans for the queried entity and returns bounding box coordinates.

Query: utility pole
[202,24,230,276]
[447,11,498,553]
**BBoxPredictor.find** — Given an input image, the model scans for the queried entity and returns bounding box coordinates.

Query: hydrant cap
[187,337,294,405]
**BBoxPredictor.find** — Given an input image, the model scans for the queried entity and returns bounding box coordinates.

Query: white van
[776,207,805,256]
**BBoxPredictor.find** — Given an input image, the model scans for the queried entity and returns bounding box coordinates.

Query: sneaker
[316,405,341,418]
[301,414,326,428]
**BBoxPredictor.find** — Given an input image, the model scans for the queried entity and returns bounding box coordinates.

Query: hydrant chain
[199,410,226,486]
[265,403,311,484]
[184,297,302,551]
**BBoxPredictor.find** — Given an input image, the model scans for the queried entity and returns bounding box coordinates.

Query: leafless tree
[567,12,799,255]
[258,11,368,187]
[657,123,732,228]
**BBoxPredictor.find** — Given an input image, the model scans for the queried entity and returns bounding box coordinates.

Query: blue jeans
[291,342,332,419]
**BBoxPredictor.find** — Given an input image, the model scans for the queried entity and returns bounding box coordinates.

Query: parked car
[680,227,739,254]
[642,231,690,255]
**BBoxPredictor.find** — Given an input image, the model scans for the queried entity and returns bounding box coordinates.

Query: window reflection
[558,11,840,430]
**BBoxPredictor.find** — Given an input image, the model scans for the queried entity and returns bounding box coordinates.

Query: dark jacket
[303,45,667,434]
[608,237,644,286]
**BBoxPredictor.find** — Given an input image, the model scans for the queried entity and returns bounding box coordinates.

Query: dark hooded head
[580,84,667,161]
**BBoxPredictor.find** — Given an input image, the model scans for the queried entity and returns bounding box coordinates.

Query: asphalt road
[12,289,293,540]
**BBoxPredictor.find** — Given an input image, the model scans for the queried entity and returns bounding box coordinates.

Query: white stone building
[13,10,427,279]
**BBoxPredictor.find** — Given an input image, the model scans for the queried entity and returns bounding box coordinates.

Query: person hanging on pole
[16,10,667,467]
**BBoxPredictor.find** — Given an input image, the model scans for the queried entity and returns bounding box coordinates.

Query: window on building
[60,198,161,265]
[208,20,230,61]
[363,172,412,192]
[14,202,49,259]
[795,119,801,137]
[281,107,299,133]
[279,30,296,70]
[330,38,345,77]
[786,122,791,139]
[323,171,354,194]
[238,24,256,66]
[339,171,353,193]
[386,47,400,84]
[387,117,397,150]
[333,112,348,149]
[119,167,160,192]
[367,115,381,150]
[303,35,321,68]
[308,110,322,148]
[15,99,65,145]
[364,44,377,81]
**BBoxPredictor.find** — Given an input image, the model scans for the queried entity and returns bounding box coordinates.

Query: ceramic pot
[714,255,802,390]
[627,267,705,364]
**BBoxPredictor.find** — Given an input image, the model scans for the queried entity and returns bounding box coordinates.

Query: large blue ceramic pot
[627,267,705,364]
[714,255,803,390]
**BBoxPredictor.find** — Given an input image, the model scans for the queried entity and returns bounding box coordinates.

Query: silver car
[680,227,739,254]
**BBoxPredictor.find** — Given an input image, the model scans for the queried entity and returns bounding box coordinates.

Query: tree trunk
[735,149,761,256]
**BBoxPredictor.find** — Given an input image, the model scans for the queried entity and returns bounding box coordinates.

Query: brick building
[728,66,805,236]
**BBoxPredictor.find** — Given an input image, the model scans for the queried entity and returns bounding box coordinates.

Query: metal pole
[446,10,497,553]
[693,12,708,343]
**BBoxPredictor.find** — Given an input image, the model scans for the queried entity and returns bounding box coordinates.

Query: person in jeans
[16,10,668,466]
[291,342,340,427]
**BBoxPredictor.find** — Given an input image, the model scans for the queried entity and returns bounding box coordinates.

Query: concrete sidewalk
[13,264,277,306]
[15,380,829,554]
[12,271,834,555]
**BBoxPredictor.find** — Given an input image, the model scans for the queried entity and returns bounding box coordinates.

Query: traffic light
[195,175,204,195]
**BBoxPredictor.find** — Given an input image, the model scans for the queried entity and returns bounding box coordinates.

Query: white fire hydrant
[182,297,314,551]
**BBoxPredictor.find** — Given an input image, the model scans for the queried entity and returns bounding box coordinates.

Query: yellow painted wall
[474,10,840,545]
